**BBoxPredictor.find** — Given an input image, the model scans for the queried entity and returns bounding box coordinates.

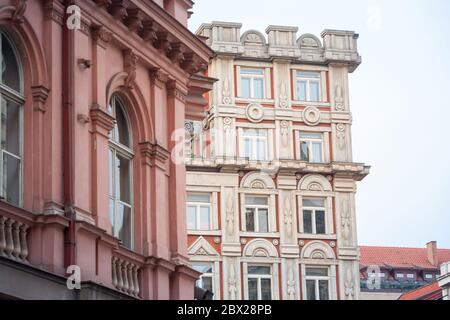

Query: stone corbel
[167,80,187,103]
[93,0,112,9]
[90,103,115,137]
[43,0,64,25]
[139,141,170,171]
[31,85,50,113]
[168,42,185,64]
[155,31,172,54]
[149,68,168,89]
[91,25,113,49]
[0,0,27,24]
[109,0,128,21]
[125,8,143,33]
[140,20,158,44]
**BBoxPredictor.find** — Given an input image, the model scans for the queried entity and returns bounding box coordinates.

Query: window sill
[292,101,331,108]
[187,230,222,237]
[298,234,337,240]
[235,97,275,105]
[240,232,280,238]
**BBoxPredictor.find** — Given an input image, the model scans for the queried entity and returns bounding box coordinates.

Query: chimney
[427,241,438,267]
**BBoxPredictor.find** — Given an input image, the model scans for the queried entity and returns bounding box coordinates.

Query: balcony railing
[0,214,30,263]
[111,256,142,298]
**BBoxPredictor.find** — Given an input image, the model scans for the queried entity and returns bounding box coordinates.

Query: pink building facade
[0,0,213,300]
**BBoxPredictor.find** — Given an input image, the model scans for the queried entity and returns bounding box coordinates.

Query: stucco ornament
[280,121,289,147]
[228,265,237,300]
[287,264,296,300]
[302,106,321,126]
[246,103,264,123]
[335,85,345,111]
[284,196,293,239]
[344,269,355,300]
[279,81,288,108]
[223,117,232,131]
[222,78,231,105]
[341,199,351,245]
[225,191,234,237]
[337,124,346,150]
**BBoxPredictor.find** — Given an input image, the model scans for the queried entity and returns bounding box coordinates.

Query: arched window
[0,30,23,207]
[108,95,133,249]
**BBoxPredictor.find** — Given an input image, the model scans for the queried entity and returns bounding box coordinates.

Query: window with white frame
[425,274,434,280]
[193,264,214,293]
[305,267,330,300]
[187,193,212,231]
[396,273,405,279]
[247,265,272,300]
[296,71,321,102]
[185,120,204,159]
[0,31,23,207]
[108,95,134,249]
[302,198,326,235]
[242,129,268,161]
[245,196,269,233]
[299,132,324,163]
[406,273,415,279]
[240,68,265,99]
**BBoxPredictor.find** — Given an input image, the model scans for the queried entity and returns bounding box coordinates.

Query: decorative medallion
[299,240,305,247]
[214,237,221,244]
[240,238,247,245]
[302,106,321,126]
[272,239,279,246]
[246,103,264,123]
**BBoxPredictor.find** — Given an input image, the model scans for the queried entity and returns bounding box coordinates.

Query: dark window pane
[2,152,20,206]
[261,279,272,300]
[202,276,213,293]
[306,280,316,300]
[300,141,309,161]
[116,154,131,204]
[246,208,255,232]
[248,278,258,300]
[306,268,328,277]
[316,210,326,234]
[115,103,130,147]
[1,34,21,93]
[248,266,271,275]
[1,97,20,156]
[116,203,132,248]
[303,210,312,233]
[319,280,329,300]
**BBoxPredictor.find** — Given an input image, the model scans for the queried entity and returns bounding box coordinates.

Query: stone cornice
[139,141,170,169]
[31,85,50,113]
[0,0,28,24]
[85,0,213,75]
[91,24,113,48]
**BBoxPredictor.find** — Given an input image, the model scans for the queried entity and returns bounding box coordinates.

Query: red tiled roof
[398,282,442,300]
[360,246,450,270]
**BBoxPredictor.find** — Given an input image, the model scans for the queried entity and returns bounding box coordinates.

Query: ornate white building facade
[185,21,369,300]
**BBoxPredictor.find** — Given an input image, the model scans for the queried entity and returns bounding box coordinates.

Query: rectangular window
[247,265,272,300]
[305,267,330,300]
[302,198,327,235]
[187,193,212,231]
[242,129,268,161]
[406,273,415,279]
[296,71,321,102]
[425,274,433,280]
[396,273,405,279]
[299,132,324,163]
[240,68,265,99]
[245,196,269,233]
[193,264,214,294]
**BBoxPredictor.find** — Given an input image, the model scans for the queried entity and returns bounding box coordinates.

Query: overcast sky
[189,0,450,248]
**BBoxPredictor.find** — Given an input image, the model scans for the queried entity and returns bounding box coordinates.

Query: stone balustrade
[0,214,30,263]
[111,256,141,298]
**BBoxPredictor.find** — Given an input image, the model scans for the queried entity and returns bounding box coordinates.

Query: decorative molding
[125,8,144,33]
[340,198,351,246]
[139,141,170,168]
[225,190,234,237]
[344,268,355,300]
[283,195,293,240]
[123,49,138,89]
[286,262,296,300]
[149,68,169,88]
[302,106,321,126]
[245,103,264,123]
[335,85,345,111]
[222,78,231,105]
[228,264,237,300]
[167,81,187,102]
[43,0,64,25]
[89,103,115,134]
[280,121,289,147]
[0,0,28,24]
[336,123,346,150]
[91,25,113,48]
[279,81,288,108]
[140,20,158,44]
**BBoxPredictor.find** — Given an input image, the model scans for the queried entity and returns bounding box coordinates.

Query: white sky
[188,0,450,248]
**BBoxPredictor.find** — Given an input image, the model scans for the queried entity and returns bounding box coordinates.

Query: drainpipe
[62,0,76,268]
